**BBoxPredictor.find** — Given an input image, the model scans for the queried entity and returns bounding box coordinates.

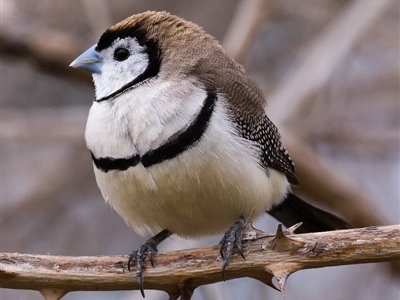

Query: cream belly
[92,121,290,238]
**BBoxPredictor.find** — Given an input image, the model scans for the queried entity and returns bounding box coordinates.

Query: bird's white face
[93,37,150,101]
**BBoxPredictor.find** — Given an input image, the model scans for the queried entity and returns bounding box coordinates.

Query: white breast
[85,81,290,238]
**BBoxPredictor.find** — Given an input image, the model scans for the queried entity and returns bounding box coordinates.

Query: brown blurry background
[1,0,399,299]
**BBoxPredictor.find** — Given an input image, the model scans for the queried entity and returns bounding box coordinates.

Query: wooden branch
[80,0,113,39]
[0,22,92,84]
[266,0,395,125]
[1,224,399,300]
[281,130,387,228]
[222,0,270,63]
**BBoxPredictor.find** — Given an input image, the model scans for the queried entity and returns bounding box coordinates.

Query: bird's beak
[69,45,102,74]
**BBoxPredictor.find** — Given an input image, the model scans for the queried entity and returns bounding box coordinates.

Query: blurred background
[1,0,399,299]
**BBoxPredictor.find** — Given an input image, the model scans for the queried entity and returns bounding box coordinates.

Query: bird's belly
[93,143,289,238]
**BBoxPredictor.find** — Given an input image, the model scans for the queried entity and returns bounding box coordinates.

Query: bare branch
[266,0,395,125]
[80,0,113,39]
[1,225,399,299]
[222,0,270,63]
[0,23,91,83]
[281,131,387,228]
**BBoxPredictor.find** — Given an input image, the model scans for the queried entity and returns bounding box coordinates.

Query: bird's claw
[218,216,246,280]
[127,239,159,298]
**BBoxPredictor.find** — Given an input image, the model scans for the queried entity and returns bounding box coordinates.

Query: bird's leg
[128,229,172,297]
[218,216,246,280]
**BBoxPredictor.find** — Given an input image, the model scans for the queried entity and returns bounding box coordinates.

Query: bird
[70,11,348,297]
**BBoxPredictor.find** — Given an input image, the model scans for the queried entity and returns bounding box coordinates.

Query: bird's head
[70,11,225,102]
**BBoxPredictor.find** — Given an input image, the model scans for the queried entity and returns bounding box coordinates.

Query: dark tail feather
[268,193,350,233]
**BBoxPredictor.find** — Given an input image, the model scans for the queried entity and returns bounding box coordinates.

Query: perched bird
[70,11,348,296]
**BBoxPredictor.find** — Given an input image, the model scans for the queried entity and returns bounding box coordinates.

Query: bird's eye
[114,47,130,61]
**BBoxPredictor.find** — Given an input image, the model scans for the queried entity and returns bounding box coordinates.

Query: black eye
[114,47,130,61]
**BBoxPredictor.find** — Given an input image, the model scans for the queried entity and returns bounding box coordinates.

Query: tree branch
[266,0,395,125]
[0,22,91,83]
[221,0,270,64]
[1,224,399,300]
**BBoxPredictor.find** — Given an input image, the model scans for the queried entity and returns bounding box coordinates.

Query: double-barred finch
[70,11,348,297]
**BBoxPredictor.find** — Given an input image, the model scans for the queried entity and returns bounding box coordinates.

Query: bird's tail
[268,193,350,233]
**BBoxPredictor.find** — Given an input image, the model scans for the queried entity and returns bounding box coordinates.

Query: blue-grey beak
[70,45,102,74]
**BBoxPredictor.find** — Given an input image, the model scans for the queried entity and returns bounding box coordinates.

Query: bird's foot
[127,229,172,298]
[218,216,246,280]
[128,239,158,297]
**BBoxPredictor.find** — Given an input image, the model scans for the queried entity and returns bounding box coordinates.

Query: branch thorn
[270,224,306,251]
[39,289,68,300]
[242,208,272,241]
[285,222,303,234]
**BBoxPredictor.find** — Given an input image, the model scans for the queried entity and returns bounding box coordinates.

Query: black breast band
[91,91,217,173]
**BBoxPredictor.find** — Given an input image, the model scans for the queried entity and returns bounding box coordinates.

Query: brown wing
[190,58,298,184]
